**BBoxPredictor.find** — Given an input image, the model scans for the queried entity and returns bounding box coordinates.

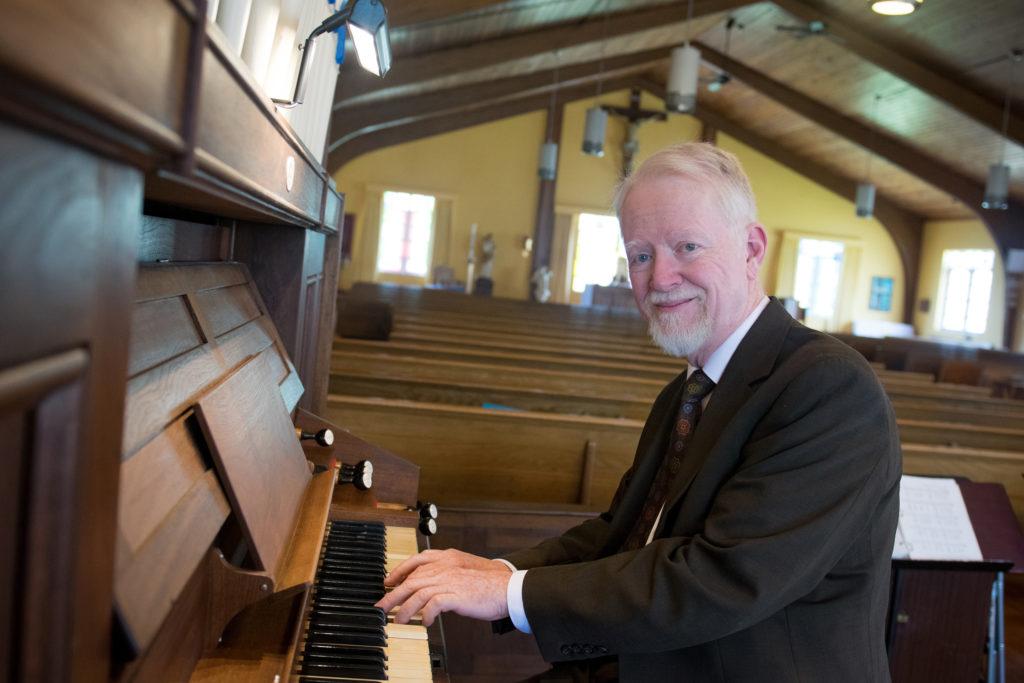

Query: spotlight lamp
[273,0,391,108]
[869,1,923,16]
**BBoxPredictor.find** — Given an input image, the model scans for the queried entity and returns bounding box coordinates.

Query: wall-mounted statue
[531,266,553,303]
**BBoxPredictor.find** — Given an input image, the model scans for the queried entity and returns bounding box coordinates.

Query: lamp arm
[272,4,354,108]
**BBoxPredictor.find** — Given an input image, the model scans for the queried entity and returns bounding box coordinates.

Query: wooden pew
[324,395,642,506]
[333,338,683,381]
[902,443,1024,526]
[329,350,1024,440]
[324,395,1024,523]
[349,282,646,331]
[390,321,668,362]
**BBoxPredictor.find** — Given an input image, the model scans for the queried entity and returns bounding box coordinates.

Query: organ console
[0,1,445,681]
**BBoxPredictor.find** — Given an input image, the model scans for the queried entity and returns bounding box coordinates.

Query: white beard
[643,294,712,359]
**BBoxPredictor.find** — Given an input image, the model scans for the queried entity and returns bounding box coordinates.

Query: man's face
[620,175,761,365]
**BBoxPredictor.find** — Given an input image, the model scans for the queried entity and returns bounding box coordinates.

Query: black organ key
[296,520,397,681]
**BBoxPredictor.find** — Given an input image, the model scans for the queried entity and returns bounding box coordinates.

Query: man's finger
[395,583,443,624]
[384,549,443,587]
[420,593,454,627]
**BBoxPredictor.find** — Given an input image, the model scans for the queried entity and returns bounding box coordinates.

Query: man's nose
[650,253,683,291]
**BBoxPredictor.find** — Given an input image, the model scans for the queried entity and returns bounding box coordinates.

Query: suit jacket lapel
[661,299,795,515]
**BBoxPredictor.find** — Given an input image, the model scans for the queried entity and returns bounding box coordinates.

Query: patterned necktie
[621,369,715,551]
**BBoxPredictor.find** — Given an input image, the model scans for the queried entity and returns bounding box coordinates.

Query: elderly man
[377,142,901,682]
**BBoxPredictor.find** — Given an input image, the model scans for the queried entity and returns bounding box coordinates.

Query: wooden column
[700,120,718,144]
[530,102,563,299]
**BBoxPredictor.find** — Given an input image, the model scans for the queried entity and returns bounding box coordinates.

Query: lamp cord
[998,49,1021,166]
[595,0,611,100]
[864,93,880,183]
[547,50,560,142]
[685,0,695,46]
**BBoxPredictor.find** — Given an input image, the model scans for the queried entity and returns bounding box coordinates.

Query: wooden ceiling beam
[326,74,640,173]
[385,0,511,28]
[334,0,751,105]
[330,47,670,150]
[694,41,1024,255]
[771,0,1024,146]
[635,76,925,324]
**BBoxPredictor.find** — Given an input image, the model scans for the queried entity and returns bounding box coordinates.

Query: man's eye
[633,253,651,264]
[683,243,698,252]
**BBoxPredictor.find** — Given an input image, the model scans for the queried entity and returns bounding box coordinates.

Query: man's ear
[745,223,767,279]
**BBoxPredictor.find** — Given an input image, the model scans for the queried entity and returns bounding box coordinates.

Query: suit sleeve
[518,353,901,660]
[501,378,683,570]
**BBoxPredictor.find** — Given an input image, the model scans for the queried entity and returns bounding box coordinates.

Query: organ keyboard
[294,522,432,682]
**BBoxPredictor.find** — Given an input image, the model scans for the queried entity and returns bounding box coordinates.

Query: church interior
[3,0,1024,681]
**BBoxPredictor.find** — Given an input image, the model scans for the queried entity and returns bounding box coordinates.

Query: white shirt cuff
[506,569,532,634]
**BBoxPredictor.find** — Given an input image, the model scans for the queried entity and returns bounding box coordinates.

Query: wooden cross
[602,87,667,177]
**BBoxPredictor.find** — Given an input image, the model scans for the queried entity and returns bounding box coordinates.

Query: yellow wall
[717,133,906,329]
[333,89,908,330]
[336,110,547,299]
[914,218,1005,348]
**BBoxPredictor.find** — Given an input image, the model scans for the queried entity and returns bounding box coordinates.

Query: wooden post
[700,120,718,144]
[530,102,563,298]
[579,440,598,506]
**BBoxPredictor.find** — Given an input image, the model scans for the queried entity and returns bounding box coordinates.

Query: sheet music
[895,476,982,561]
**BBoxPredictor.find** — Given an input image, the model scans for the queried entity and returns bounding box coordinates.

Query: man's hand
[375,548,512,626]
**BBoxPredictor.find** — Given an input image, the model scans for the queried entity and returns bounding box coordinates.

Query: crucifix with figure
[602,87,668,177]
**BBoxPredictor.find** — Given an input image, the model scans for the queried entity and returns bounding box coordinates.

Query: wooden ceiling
[328,0,1024,250]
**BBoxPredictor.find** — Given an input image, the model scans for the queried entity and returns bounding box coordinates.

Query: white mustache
[645,290,703,307]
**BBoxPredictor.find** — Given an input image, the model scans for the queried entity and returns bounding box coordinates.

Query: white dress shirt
[501,296,770,634]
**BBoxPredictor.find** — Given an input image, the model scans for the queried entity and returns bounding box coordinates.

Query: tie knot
[683,369,715,401]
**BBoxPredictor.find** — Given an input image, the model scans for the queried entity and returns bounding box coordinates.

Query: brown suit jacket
[501,300,901,682]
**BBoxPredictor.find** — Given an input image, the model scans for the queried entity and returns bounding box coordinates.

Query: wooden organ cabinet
[0,2,440,681]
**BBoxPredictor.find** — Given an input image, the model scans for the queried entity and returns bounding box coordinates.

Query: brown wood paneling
[310,230,343,415]
[195,283,262,338]
[128,296,203,378]
[0,122,139,682]
[233,224,333,411]
[117,417,211,560]
[0,0,188,156]
[138,214,231,263]
[888,568,995,682]
[0,412,24,682]
[114,469,230,652]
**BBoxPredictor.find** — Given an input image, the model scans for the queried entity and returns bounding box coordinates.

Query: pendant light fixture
[666,0,700,113]
[583,1,611,157]
[856,94,881,218]
[869,1,923,16]
[539,51,560,180]
[982,50,1021,211]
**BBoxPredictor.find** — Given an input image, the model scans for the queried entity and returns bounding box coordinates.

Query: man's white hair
[612,142,758,235]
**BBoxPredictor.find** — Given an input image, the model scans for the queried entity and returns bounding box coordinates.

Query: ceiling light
[583,106,608,157]
[983,49,1021,211]
[870,1,923,16]
[667,44,701,113]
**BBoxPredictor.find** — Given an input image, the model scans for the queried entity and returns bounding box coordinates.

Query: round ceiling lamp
[870,1,923,16]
